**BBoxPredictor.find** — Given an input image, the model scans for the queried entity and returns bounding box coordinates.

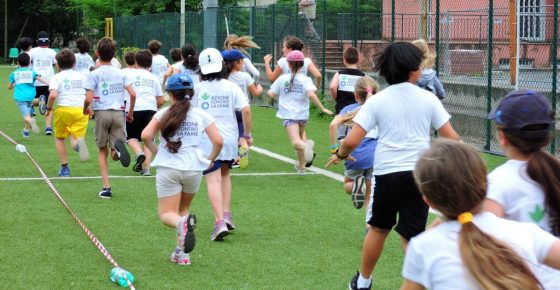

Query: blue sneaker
[45,127,53,136]
[58,166,71,177]
[98,188,112,199]
[22,129,30,138]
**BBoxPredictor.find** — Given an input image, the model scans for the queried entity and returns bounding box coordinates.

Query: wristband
[334,148,348,159]
[46,107,53,110]
[329,144,339,154]
[243,134,252,139]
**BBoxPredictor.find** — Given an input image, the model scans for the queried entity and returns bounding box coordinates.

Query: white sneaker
[304,140,315,164]
[75,137,89,162]
[294,163,306,175]
[170,250,191,265]
[28,118,40,134]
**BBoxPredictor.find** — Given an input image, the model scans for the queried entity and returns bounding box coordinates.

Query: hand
[263,54,273,65]
[83,107,92,116]
[324,153,355,167]
[322,108,334,115]
[245,136,253,147]
[45,109,52,117]
[126,112,134,123]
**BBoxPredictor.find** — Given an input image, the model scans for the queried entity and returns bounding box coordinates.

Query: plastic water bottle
[110,267,135,288]
[15,144,26,153]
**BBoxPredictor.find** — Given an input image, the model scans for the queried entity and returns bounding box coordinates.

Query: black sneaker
[132,153,145,172]
[114,139,130,167]
[38,95,47,115]
[351,176,366,209]
[348,271,371,290]
[98,188,112,199]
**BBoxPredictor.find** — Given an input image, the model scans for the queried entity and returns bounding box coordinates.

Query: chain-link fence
[114,0,559,156]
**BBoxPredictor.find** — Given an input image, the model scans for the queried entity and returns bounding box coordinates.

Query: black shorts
[35,86,49,100]
[126,110,156,141]
[203,160,234,175]
[368,171,429,241]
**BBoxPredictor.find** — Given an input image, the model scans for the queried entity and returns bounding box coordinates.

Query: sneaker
[352,176,366,209]
[114,139,130,167]
[75,137,89,162]
[132,153,145,172]
[141,168,152,176]
[231,159,240,169]
[177,214,197,253]
[294,163,306,175]
[210,220,229,241]
[45,127,53,136]
[22,129,30,138]
[224,212,236,230]
[304,140,315,167]
[170,249,191,265]
[348,271,371,290]
[38,95,47,115]
[28,118,40,134]
[98,188,112,199]
[58,166,71,177]
[239,146,249,169]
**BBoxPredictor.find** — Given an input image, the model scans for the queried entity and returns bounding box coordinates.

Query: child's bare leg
[143,145,153,170]
[206,170,224,222]
[55,137,68,165]
[45,113,52,129]
[98,146,110,188]
[22,116,31,130]
[221,165,232,213]
[285,124,306,168]
[127,138,143,155]
[344,177,354,194]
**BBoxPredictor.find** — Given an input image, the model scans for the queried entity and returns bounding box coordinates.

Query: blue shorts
[16,101,33,118]
[203,159,234,175]
[282,119,307,128]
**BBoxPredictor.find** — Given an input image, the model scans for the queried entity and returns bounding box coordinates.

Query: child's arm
[308,62,322,89]
[263,54,282,82]
[481,199,505,218]
[329,115,343,153]
[325,123,365,167]
[308,91,333,115]
[433,76,445,100]
[240,106,253,146]
[162,66,173,87]
[437,122,460,141]
[545,240,560,269]
[7,82,14,89]
[125,85,136,122]
[248,83,263,97]
[268,90,278,100]
[204,122,224,167]
[156,95,165,108]
[329,72,339,100]
[141,117,160,155]
[243,58,261,81]
[45,89,58,117]
[36,76,50,86]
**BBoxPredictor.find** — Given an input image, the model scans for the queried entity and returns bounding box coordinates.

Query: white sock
[357,273,372,289]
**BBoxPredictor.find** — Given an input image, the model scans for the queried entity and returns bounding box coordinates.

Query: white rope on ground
[0,130,136,290]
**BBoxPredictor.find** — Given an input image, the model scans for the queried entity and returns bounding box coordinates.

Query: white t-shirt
[487,160,551,233]
[403,212,560,289]
[49,69,87,107]
[29,47,57,86]
[128,69,162,111]
[192,79,249,160]
[228,71,254,98]
[121,67,135,111]
[175,68,200,87]
[150,106,215,171]
[269,73,317,120]
[95,58,121,69]
[74,53,95,77]
[277,57,312,76]
[353,82,450,175]
[84,65,132,111]
[151,54,169,84]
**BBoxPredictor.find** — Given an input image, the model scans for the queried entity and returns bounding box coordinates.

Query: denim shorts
[16,101,33,118]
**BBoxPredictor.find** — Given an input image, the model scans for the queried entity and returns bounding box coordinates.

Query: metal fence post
[552,0,558,154]
[272,4,276,64]
[352,0,358,47]
[435,0,440,75]
[321,0,326,96]
[485,0,494,151]
[391,0,395,42]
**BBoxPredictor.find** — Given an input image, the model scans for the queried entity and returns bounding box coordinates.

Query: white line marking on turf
[0,172,317,181]
[251,146,344,182]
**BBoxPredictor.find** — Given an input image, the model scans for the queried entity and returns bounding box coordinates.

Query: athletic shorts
[35,86,49,101]
[345,168,374,181]
[236,111,244,138]
[203,159,234,175]
[282,119,307,128]
[155,166,202,198]
[93,110,126,148]
[16,101,33,118]
[367,171,429,241]
[126,110,156,141]
[53,106,89,139]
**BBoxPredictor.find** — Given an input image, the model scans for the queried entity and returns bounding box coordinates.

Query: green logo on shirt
[64,79,69,83]
[530,204,545,223]
[201,93,210,101]
[101,82,109,89]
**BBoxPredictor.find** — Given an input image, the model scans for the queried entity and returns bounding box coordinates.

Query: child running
[29,31,57,133]
[148,40,170,86]
[222,49,263,169]
[412,39,445,100]
[224,34,261,81]
[329,47,365,114]
[8,53,49,138]
[324,42,459,290]
[74,38,95,77]
[163,44,200,89]
[401,139,560,290]
[268,50,332,174]
[142,74,223,265]
[45,49,90,177]
[192,48,252,241]
[328,76,377,209]
[84,37,136,199]
[126,50,164,176]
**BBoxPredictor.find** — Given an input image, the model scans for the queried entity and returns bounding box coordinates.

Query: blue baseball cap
[221,49,247,62]
[166,74,194,91]
[488,90,553,138]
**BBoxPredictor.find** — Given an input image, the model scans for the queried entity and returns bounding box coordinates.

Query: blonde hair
[412,38,435,69]
[339,76,378,126]
[224,34,260,55]
[414,140,542,290]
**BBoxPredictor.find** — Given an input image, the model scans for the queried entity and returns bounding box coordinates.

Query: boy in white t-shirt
[83,37,136,199]
[148,40,170,86]
[326,42,459,290]
[45,49,90,177]
[29,31,57,135]
[74,38,95,77]
[126,49,164,176]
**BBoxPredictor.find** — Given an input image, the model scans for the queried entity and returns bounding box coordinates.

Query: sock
[357,273,372,289]
[175,246,184,253]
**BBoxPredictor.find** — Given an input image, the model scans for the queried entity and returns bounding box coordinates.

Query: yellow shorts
[53,106,89,139]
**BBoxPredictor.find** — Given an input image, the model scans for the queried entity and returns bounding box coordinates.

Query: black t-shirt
[334,68,365,114]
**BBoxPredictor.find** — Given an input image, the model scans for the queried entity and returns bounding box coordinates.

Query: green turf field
[0,66,505,289]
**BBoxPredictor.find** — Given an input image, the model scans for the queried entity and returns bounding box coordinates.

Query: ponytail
[458,213,542,290]
[288,60,304,92]
[159,91,191,153]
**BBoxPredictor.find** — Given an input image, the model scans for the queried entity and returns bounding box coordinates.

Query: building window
[520,0,545,41]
